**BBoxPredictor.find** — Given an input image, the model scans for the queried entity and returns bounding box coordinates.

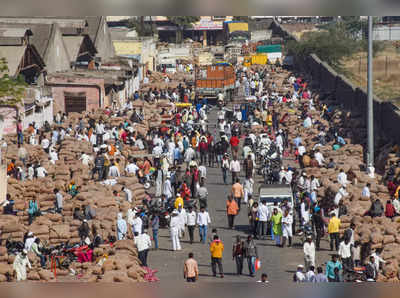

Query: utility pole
[367,16,374,174]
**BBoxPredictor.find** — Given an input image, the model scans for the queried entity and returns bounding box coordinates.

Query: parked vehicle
[195,63,236,102]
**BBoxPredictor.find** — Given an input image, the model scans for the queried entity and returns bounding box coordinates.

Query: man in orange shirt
[231,178,244,212]
[227,195,239,229]
[184,252,199,282]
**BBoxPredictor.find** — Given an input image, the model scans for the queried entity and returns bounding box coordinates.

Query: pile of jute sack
[267,67,400,281]
[0,101,174,281]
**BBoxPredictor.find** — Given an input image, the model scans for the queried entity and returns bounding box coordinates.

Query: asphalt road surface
[148,104,332,283]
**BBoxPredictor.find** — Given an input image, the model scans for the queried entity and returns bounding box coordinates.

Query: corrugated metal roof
[0,45,26,75]
[0,27,31,38]
[63,36,84,62]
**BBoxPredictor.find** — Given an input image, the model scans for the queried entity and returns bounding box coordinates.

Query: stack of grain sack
[270,68,400,281]
[0,100,173,282]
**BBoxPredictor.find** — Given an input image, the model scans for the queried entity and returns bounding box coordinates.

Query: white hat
[83,219,88,223]
[330,210,336,215]
[172,210,179,215]
[297,264,304,269]
[28,231,33,236]
[281,166,284,170]
[302,172,306,176]
[100,144,107,149]
[22,249,28,255]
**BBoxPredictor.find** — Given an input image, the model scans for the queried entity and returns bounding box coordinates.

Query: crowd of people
[3,55,395,283]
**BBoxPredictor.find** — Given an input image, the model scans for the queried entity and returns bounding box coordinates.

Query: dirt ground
[341,42,400,104]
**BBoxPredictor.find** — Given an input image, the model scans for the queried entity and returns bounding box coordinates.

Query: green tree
[167,16,200,43]
[127,16,157,37]
[0,58,27,106]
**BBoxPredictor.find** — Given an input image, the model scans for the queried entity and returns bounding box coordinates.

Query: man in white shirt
[362,183,371,198]
[184,146,196,168]
[337,169,348,186]
[186,206,197,244]
[303,236,315,271]
[41,138,50,153]
[298,144,306,157]
[198,164,207,180]
[393,197,400,215]
[163,175,173,201]
[196,207,211,244]
[338,238,352,271]
[295,265,306,282]
[305,266,316,282]
[125,160,139,175]
[230,158,241,185]
[279,167,287,184]
[257,201,270,240]
[121,187,132,203]
[36,164,47,178]
[152,143,163,156]
[310,176,320,192]
[132,213,143,235]
[108,162,120,178]
[314,149,325,167]
[134,230,152,267]
[79,152,92,167]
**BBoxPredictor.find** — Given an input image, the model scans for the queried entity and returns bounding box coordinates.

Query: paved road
[148,105,332,283]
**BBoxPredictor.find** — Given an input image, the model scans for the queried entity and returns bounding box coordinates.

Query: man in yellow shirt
[210,235,224,278]
[328,211,341,251]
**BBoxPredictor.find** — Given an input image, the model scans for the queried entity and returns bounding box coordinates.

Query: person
[226,195,239,229]
[385,200,396,218]
[338,238,353,271]
[24,232,36,251]
[197,179,208,209]
[177,204,187,238]
[54,188,63,214]
[257,201,270,239]
[326,254,343,282]
[117,213,127,240]
[281,208,293,247]
[78,219,90,245]
[121,187,132,203]
[13,249,31,281]
[163,174,173,202]
[244,155,254,178]
[362,183,371,198]
[230,157,241,185]
[305,266,316,282]
[369,198,384,218]
[197,207,211,244]
[31,238,46,269]
[184,252,199,282]
[371,248,387,271]
[132,211,143,236]
[27,198,40,225]
[271,208,282,246]
[134,229,152,267]
[328,211,341,251]
[315,267,328,283]
[3,195,17,215]
[243,175,254,204]
[303,236,316,271]
[312,209,325,250]
[210,235,224,278]
[365,255,378,281]
[352,241,361,267]
[244,235,258,277]
[232,235,245,275]
[151,213,159,250]
[257,273,269,283]
[221,153,230,185]
[170,210,181,251]
[186,206,196,244]
[333,267,342,282]
[294,265,305,282]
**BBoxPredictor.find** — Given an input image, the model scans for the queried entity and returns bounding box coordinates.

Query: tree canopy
[167,16,200,29]
[286,18,385,72]
[0,58,27,106]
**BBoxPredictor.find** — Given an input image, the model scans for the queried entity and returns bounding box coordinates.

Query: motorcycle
[5,237,24,255]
